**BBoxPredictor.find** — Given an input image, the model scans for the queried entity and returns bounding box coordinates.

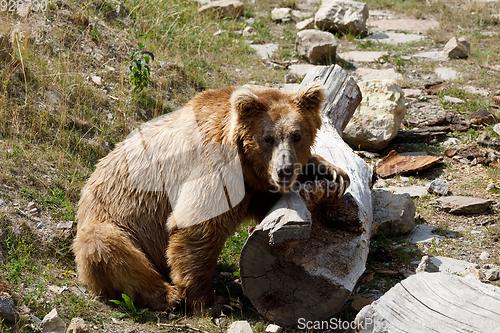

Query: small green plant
[109,293,149,321]
[126,34,155,91]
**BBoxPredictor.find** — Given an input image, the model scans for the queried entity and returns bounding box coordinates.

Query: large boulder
[372,189,416,236]
[343,80,406,151]
[315,0,369,35]
[295,29,337,64]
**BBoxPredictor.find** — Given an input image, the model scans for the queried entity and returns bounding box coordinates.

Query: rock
[198,1,244,19]
[480,251,490,260]
[66,317,88,333]
[369,18,439,33]
[372,189,416,236]
[242,26,256,37]
[367,32,425,45]
[0,296,18,322]
[284,73,297,83]
[57,221,73,229]
[443,95,464,105]
[485,269,500,281]
[354,68,403,81]
[443,37,470,59]
[379,186,428,198]
[402,89,422,99]
[462,266,482,281]
[343,80,406,151]
[429,256,479,275]
[227,320,253,333]
[494,123,500,137]
[435,67,458,80]
[249,44,279,59]
[0,34,12,62]
[416,255,439,273]
[0,198,6,207]
[90,75,102,86]
[438,136,461,147]
[351,298,373,311]
[407,225,444,244]
[433,196,495,214]
[265,324,282,333]
[427,178,449,196]
[338,51,389,63]
[413,51,447,61]
[295,30,337,64]
[487,183,497,192]
[288,64,315,77]
[467,108,497,125]
[271,8,292,22]
[40,308,66,333]
[296,18,315,31]
[315,0,369,35]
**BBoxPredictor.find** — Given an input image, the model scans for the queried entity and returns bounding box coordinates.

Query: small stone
[371,189,416,236]
[480,251,490,260]
[485,269,500,281]
[246,18,254,25]
[0,296,18,322]
[443,96,464,105]
[39,308,66,333]
[296,18,315,31]
[27,201,36,210]
[467,108,497,125]
[433,196,495,214]
[91,75,102,86]
[271,8,292,22]
[435,67,458,80]
[407,225,445,244]
[443,37,470,59]
[295,30,337,64]
[227,320,253,333]
[0,198,7,207]
[66,318,88,333]
[249,43,279,59]
[487,183,497,192]
[416,255,440,273]
[284,73,298,83]
[265,324,283,333]
[427,178,449,196]
[462,266,482,281]
[242,26,256,37]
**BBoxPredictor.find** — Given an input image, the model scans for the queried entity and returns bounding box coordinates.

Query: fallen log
[239,65,373,327]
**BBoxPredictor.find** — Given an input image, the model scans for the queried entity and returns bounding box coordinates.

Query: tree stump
[239,65,373,327]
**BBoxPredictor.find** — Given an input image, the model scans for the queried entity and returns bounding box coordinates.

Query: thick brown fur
[73,82,348,312]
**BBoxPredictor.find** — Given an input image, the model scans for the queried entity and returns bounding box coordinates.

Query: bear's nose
[277,164,295,180]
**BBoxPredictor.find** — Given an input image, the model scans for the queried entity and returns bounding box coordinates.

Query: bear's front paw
[298,179,342,211]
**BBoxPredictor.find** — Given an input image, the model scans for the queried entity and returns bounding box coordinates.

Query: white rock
[227,320,253,333]
[40,309,66,333]
[485,269,500,281]
[288,64,316,77]
[338,50,389,63]
[368,32,425,45]
[295,30,337,64]
[435,67,459,80]
[242,26,256,37]
[296,18,315,31]
[494,123,500,137]
[443,96,464,105]
[315,0,369,35]
[413,51,447,61]
[462,266,482,281]
[249,43,279,59]
[407,225,444,244]
[265,324,282,333]
[430,256,479,275]
[271,8,292,22]
[354,68,403,81]
[379,186,428,198]
[66,317,88,333]
[343,80,406,151]
[371,189,416,236]
[443,37,470,59]
[198,1,244,19]
[427,178,449,196]
[91,75,102,86]
[480,251,490,260]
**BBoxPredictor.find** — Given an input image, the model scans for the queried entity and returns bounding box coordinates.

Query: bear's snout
[276,163,295,181]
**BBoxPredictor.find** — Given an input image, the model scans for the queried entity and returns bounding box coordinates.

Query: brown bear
[73,82,350,313]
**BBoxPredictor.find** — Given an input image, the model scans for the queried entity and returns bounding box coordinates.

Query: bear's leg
[74,221,181,310]
[167,220,231,313]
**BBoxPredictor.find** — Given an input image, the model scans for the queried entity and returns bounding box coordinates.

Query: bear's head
[230,82,324,193]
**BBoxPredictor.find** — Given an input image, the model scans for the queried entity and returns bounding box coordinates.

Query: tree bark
[239,65,373,327]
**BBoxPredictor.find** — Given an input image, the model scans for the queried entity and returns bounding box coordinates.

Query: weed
[127,34,155,92]
[109,293,150,322]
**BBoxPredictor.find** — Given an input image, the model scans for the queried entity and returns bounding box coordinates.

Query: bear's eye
[291,133,301,142]
[264,136,275,144]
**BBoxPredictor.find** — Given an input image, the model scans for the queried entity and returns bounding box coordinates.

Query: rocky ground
[1,0,500,332]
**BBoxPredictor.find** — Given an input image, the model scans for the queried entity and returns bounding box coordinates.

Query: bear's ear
[294,81,324,128]
[294,81,324,112]
[230,87,267,120]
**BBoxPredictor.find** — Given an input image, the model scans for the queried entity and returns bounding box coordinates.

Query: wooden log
[239,65,373,327]
[355,272,500,333]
